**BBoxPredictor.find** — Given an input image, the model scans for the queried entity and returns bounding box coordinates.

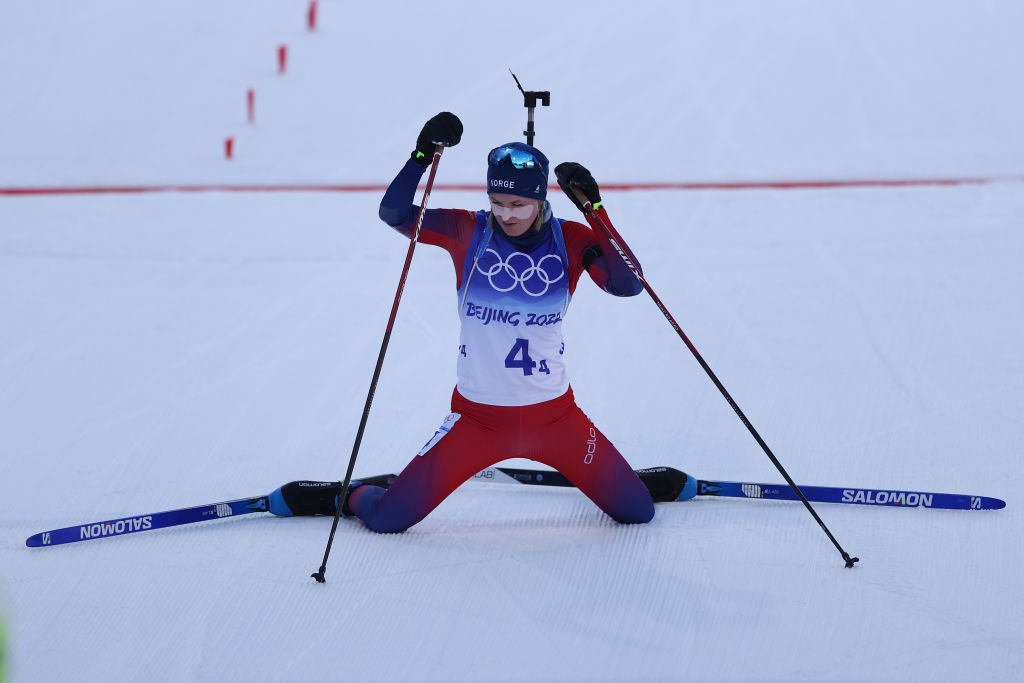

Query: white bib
[455,211,571,406]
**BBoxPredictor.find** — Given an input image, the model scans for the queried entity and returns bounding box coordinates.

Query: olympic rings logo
[474,248,565,297]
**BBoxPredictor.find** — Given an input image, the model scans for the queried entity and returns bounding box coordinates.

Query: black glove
[412,112,463,166]
[555,162,602,213]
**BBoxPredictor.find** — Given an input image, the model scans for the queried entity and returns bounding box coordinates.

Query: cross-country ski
[24,496,268,548]
[476,466,1006,510]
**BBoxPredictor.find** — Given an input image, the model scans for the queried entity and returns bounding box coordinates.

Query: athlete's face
[489,193,540,237]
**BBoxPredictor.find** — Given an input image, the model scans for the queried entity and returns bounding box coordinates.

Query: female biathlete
[268,112,667,531]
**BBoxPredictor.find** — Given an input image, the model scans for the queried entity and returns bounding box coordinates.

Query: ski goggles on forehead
[488,145,542,169]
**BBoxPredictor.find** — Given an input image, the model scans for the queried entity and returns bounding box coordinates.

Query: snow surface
[2,1,1023,681]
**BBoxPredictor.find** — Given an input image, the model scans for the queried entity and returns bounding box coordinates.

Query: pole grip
[570,187,592,210]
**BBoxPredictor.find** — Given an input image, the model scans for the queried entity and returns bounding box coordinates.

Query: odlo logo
[583,427,597,464]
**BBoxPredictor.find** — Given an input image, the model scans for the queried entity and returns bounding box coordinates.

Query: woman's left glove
[412,112,463,165]
[555,162,602,213]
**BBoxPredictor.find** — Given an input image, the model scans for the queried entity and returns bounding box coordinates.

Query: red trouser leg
[348,388,654,532]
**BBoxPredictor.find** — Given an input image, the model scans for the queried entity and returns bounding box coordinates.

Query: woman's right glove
[412,112,463,165]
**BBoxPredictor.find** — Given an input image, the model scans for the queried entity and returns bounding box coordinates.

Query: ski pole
[569,188,859,569]
[312,147,445,583]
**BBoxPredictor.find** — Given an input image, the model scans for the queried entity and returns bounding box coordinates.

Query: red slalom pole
[307,0,318,30]
[277,44,287,74]
[246,89,254,123]
[569,188,859,569]
[312,147,445,584]
[224,137,234,159]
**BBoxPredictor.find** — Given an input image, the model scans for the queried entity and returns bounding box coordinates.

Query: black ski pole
[312,147,444,583]
[568,188,859,569]
[510,70,549,146]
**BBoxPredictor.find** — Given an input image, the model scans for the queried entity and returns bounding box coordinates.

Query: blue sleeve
[581,206,643,297]
[376,157,476,265]
[594,228,644,297]
[379,158,428,229]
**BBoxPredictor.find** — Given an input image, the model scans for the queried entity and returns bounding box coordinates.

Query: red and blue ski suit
[346,158,655,532]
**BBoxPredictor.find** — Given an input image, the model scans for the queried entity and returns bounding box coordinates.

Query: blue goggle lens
[488,145,538,169]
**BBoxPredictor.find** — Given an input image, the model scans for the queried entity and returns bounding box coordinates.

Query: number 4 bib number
[505,338,550,376]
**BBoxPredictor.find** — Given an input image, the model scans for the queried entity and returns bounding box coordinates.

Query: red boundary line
[1,177,1020,196]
